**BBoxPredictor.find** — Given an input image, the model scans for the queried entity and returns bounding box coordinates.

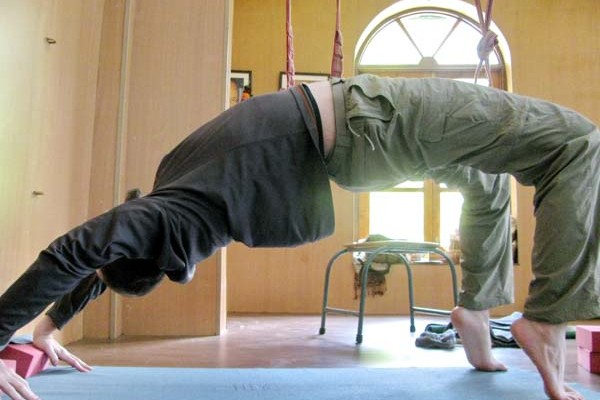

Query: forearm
[0,251,94,350]
[45,273,106,330]
[33,315,58,339]
[0,202,159,349]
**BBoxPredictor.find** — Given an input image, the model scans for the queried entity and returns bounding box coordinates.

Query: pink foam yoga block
[0,344,50,378]
[576,325,600,352]
[578,346,600,373]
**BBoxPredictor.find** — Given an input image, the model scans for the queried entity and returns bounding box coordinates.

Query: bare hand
[33,316,92,373]
[0,359,39,400]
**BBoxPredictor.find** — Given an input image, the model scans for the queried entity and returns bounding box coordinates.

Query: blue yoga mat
[20,366,599,400]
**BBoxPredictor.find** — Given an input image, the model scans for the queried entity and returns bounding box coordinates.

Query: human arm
[0,260,105,357]
[32,272,107,370]
[0,317,94,400]
[0,263,103,400]
[44,272,107,331]
[0,251,97,352]
[0,198,169,351]
[0,250,109,400]
[0,359,38,400]
[32,315,91,372]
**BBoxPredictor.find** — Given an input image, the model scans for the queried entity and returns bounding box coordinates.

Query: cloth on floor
[421,313,576,350]
[421,312,522,349]
[424,323,452,334]
[566,325,576,339]
[415,329,456,349]
[488,312,521,348]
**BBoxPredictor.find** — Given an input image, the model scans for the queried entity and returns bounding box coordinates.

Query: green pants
[327,75,600,323]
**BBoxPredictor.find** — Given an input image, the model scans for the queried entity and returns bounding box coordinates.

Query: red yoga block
[0,344,50,378]
[576,325,600,352]
[578,346,600,373]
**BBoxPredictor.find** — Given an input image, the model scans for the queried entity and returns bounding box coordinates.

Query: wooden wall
[83,0,232,338]
[2,0,598,344]
[0,0,105,343]
[228,0,600,317]
[1,0,232,343]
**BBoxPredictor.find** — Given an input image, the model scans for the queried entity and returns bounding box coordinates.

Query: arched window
[356,2,510,251]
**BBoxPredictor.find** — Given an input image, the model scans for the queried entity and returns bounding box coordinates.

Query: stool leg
[319,249,348,335]
[400,255,416,333]
[356,251,377,344]
[356,249,388,344]
[356,257,371,344]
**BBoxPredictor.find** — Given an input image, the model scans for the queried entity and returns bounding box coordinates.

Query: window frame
[356,7,506,73]
[355,8,507,245]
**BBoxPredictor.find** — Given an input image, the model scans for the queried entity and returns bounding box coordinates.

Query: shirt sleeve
[0,251,93,351]
[45,273,107,330]
[0,199,171,350]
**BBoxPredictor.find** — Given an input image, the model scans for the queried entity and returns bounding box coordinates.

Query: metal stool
[318,240,459,344]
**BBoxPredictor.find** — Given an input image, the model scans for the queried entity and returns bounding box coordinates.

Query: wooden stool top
[344,240,441,252]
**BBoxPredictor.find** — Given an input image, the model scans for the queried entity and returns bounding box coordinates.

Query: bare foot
[451,307,507,371]
[511,317,584,400]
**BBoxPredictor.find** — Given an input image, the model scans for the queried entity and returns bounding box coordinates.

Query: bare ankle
[451,307,507,372]
[511,317,578,400]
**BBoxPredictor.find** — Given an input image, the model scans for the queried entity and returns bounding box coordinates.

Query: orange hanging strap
[474,0,497,85]
[330,0,344,78]
[286,0,295,88]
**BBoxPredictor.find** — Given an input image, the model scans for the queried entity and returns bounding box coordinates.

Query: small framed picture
[279,72,329,90]
[230,70,252,107]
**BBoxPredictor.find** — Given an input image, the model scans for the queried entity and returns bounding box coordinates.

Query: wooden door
[29,0,104,253]
[83,0,232,338]
[119,0,231,337]
[0,1,41,294]
[0,0,105,343]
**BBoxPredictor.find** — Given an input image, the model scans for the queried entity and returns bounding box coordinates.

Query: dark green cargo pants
[328,74,600,323]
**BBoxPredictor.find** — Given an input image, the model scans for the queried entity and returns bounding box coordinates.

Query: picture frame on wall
[279,72,330,90]
[230,70,252,107]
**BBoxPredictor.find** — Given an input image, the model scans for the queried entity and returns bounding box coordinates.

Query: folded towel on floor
[421,313,575,349]
[422,317,521,349]
[415,330,457,349]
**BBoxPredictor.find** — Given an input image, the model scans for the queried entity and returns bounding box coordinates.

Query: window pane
[360,22,421,65]
[402,13,456,57]
[439,191,464,249]
[394,180,424,189]
[359,12,501,68]
[369,192,424,241]
[455,77,490,87]
[435,21,500,65]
